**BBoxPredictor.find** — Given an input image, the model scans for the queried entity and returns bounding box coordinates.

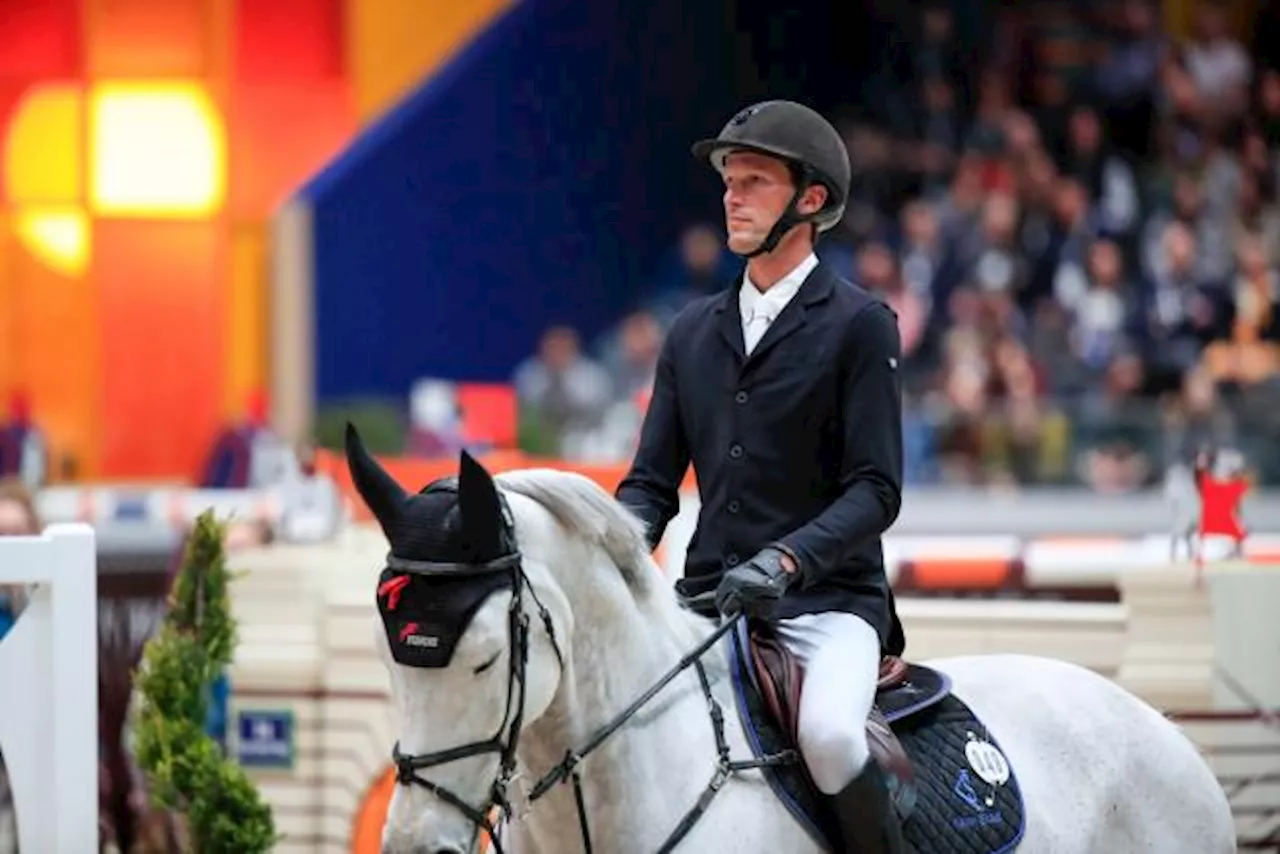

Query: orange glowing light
[3,83,83,204]
[3,84,88,273]
[13,207,90,276]
[89,81,226,217]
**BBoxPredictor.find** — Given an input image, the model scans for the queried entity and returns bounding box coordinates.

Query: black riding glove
[714,545,799,619]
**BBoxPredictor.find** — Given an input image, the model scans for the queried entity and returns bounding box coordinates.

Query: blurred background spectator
[0,477,40,637]
[0,395,46,491]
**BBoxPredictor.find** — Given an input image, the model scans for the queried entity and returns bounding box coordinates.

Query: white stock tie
[743,305,774,355]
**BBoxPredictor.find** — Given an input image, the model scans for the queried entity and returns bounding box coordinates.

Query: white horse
[371,463,1236,854]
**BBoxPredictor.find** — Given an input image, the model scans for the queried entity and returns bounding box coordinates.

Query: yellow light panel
[14,207,91,277]
[3,84,83,205]
[90,81,226,217]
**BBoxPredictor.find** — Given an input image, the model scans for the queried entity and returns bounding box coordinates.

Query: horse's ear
[345,421,408,541]
[458,449,503,554]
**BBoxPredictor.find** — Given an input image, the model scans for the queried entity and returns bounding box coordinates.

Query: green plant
[132,511,278,853]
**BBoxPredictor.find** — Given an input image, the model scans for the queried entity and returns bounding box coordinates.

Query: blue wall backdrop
[301,0,745,402]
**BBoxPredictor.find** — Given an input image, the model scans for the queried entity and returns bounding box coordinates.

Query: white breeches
[772,611,881,795]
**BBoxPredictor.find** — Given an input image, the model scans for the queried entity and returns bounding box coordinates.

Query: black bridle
[383,550,544,854]
[387,558,797,854]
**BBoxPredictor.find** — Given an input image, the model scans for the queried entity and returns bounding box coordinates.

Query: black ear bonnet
[345,423,521,668]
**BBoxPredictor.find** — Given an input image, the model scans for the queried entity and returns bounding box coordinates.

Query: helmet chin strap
[735,165,821,259]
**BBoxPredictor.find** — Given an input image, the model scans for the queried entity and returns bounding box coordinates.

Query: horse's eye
[473,652,501,675]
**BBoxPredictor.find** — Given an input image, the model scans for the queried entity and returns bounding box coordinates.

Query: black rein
[393,568,798,854]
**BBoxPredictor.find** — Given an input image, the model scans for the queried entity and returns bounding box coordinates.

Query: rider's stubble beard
[725,208,776,256]
[725,194,816,258]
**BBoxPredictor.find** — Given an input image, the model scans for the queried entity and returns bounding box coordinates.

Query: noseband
[385,551,796,854]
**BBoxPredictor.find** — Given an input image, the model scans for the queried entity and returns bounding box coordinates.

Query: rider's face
[721,151,796,254]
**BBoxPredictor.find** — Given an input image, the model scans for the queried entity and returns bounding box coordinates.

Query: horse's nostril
[430,849,464,854]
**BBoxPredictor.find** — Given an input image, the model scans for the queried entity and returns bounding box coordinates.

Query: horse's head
[345,424,568,854]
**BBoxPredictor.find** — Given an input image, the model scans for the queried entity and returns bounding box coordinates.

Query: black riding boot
[831,760,906,854]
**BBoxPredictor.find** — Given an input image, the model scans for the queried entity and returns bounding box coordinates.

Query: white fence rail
[0,523,99,853]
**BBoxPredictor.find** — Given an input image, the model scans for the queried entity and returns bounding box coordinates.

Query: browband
[386,552,522,577]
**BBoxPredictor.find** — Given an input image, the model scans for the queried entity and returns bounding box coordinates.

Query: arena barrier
[0,523,99,853]
[25,449,1280,571]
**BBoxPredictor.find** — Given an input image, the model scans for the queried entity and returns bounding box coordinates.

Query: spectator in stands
[1141,169,1234,284]
[843,123,902,240]
[1075,350,1156,492]
[911,73,963,198]
[1018,1,1104,153]
[604,310,662,402]
[0,392,46,490]
[1028,298,1091,397]
[1162,364,1239,468]
[1184,0,1252,122]
[1093,0,1166,160]
[197,388,290,489]
[644,223,737,330]
[1255,68,1280,150]
[1158,48,1206,161]
[1013,149,1065,302]
[909,2,965,92]
[897,199,957,309]
[1072,237,1139,374]
[1002,109,1045,165]
[1232,166,1280,264]
[969,193,1033,308]
[1046,177,1101,312]
[982,337,1071,486]
[1060,104,1140,243]
[0,476,40,641]
[931,324,991,484]
[1202,231,1280,387]
[406,379,467,459]
[513,325,613,458]
[896,199,962,373]
[1137,221,1228,392]
[935,155,989,273]
[965,70,1016,159]
[275,441,343,544]
[859,242,927,365]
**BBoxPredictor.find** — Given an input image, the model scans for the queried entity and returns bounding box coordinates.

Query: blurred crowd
[500,0,1280,491]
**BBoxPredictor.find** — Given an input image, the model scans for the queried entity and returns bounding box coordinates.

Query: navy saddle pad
[727,622,1027,853]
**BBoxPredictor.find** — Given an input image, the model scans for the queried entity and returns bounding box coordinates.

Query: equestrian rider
[616,99,907,853]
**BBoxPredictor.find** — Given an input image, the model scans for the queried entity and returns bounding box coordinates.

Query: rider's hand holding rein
[715,544,801,619]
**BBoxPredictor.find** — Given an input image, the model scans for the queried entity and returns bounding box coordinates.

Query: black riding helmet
[692,100,851,258]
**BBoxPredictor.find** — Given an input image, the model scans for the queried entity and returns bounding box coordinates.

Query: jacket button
[729,444,743,459]
[735,390,749,404]
[726,553,740,566]
[728,500,741,513]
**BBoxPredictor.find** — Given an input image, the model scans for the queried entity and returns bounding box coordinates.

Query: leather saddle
[746,625,918,813]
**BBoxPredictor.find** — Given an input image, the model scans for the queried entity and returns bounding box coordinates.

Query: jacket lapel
[744,263,834,366]
[714,289,746,362]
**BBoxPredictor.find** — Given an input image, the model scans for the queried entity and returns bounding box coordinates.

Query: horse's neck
[516,599,734,853]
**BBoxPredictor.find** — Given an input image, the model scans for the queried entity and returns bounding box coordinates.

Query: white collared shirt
[739,252,818,354]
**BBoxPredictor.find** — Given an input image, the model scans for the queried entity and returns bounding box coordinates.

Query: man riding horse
[616,99,908,853]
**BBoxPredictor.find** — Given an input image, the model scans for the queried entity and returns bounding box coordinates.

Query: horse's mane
[495,467,718,670]
[494,468,661,599]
